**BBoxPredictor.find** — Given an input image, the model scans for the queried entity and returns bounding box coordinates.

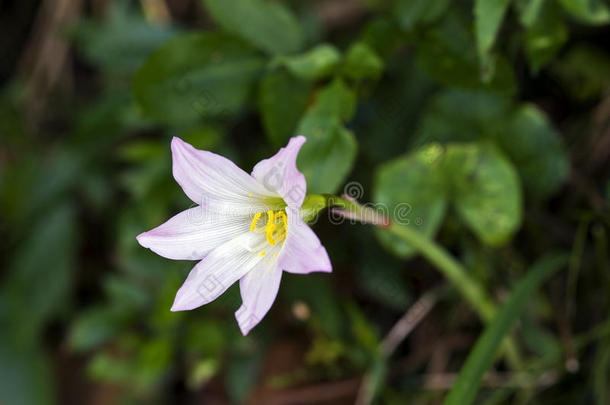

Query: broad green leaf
[133,33,265,125]
[296,79,358,193]
[341,42,384,81]
[71,2,175,74]
[284,44,341,80]
[523,0,568,72]
[474,0,511,63]
[443,253,568,405]
[374,144,448,258]
[297,118,358,194]
[445,143,522,246]
[417,14,516,93]
[202,0,304,55]
[497,104,570,199]
[413,89,569,199]
[259,69,312,146]
[393,0,450,31]
[558,0,610,24]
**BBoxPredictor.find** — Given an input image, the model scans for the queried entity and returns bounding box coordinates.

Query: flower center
[250,210,288,246]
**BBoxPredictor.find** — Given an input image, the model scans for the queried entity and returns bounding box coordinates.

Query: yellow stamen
[249,209,288,247]
[264,210,277,245]
[250,212,262,232]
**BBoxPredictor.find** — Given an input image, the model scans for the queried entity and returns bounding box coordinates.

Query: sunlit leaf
[444,143,522,246]
[283,44,341,80]
[374,144,448,258]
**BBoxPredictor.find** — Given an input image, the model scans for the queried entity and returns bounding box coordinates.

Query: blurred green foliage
[1,0,610,403]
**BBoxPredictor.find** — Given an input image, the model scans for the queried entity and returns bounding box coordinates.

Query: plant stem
[320,194,522,366]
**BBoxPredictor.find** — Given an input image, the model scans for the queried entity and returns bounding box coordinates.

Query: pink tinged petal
[170,233,267,311]
[235,262,283,335]
[251,136,307,208]
[171,137,277,214]
[136,208,251,260]
[279,208,332,274]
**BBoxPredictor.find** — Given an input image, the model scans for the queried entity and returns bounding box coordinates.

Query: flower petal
[171,232,268,311]
[251,136,307,208]
[235,262,283,335]
[172,137,278,214]
[279,208,332,274]
[137,208,251,260]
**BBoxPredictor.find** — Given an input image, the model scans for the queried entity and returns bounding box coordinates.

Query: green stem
[313,194,522,367]
[385,223,496,321]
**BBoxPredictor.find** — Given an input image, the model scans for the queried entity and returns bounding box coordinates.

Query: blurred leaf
[374,144,448,258]
[553,44,610,100]
[393,0,450,31]
[283,44,341,80]
[522,0,568,73]
[259,69,312,146]
[496,104,569,199]
[69,307,128,352]
[226,343,262,403]
[558,0,610,24]
[72,2,175,74]
[443,253,568,405]
[297,79,358,193]
[417,14,516,93]
[360,17,405,59]
[133,33,265,125]
[0,333,54,405]
[4,204,77,333]
[444,143,522,246]
[474,0,511,66]
[413,89,569,199]
[357,241,411,310]
[341,42,384,81]
[516,0,546,26]
[345,301,380,353]
[202,0,304,55]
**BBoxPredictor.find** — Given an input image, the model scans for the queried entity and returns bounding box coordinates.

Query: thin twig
[355,290,439,405]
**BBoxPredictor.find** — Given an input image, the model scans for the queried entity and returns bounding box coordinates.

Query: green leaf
[68,307,127,352]
[284,44,341,80]
[443,253,568,405]
[296,79,358,193]
[553,44,610,100]
[496,104,570,199]
[133,33,265,125]
[374,144,448,258]
[474,0,512,63]
[298,118,358,194]
[393,0,450,31]
[558,0,610,25]
[445,143,522,246]
[341,42,384,81]
[413,89,569,199]
[0,333,55,405]
[4,204,77,333]
[202,0,304,55]
[71,2,175,74]
[417,14,516,93]
[259,69,312,146]
[522,0,568,72]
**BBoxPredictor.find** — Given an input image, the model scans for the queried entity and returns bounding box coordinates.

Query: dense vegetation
[1,0,610,403]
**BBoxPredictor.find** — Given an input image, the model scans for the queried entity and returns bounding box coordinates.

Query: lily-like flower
[137,136,331,335]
